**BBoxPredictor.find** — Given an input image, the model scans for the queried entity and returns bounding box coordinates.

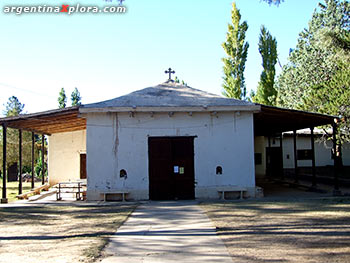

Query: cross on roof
[165,68,175,80]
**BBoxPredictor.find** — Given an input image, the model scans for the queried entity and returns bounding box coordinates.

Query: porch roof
[254,105,337,136]
[0,107,85,135]
[0,104,336,136]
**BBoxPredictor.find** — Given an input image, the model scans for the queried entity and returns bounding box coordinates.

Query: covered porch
[0,107,86,203]
[253,105,341,195]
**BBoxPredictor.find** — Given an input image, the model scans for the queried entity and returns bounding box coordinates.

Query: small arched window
[216,166,223,175]
[120,169,127,178]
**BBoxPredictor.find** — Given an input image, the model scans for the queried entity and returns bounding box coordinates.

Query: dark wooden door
[149,137,195,200]
[80,154,87,179]
[266,147,283,178]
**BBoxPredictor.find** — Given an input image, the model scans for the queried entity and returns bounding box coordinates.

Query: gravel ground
[0,203,136,263]
[201,198,350,263]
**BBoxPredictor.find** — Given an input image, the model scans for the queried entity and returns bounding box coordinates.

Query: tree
[0,97,40,175]
[71,87,82,106]
[222,2,249,99]
[263,0,284,5]
[58,88,67,109]
[302,30,350,144]
[4,96,24,117]
[253,26,278,105]
[277,0,350,109]
[174,76,188,86]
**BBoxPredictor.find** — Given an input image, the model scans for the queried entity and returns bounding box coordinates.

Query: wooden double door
[148,137,195,200]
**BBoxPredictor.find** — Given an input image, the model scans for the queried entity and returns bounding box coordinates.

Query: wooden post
[332,122,341,195]
[41,134,45,185]
[18,129,23,195]
[310,127,316,188]
[267,136,271,177]
[280,133,284,179]
[1,124,8,203]
[293,130,298,183]
[31,132,35,189]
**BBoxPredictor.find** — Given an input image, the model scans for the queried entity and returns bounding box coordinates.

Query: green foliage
[303,61,350,144]
[35,150,47,178]
[174,76,188,86]
[222,2,249,99]
[71,87,82,106]
[253,26,278,105]
[58,88,67,109]
[0,96,42,175]
[277,0,350,109]
[4,96,24,117]
[263,0,284,5]
[319,28,350,63]
[0,129,40,175]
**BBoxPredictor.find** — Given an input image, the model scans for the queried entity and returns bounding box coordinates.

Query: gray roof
[81,81,258,112]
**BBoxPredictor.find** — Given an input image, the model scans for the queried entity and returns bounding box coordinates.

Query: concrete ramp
[101,201,232,263]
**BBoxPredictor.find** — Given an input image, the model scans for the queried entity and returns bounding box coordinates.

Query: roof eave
[79,105,261,114]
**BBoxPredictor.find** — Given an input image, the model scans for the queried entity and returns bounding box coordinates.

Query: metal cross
[165,68,175,80]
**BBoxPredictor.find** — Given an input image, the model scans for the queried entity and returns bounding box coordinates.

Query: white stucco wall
[283,136,350,168]
[254,135,350,177]
[86,111,256,200]
[48,130,86,185]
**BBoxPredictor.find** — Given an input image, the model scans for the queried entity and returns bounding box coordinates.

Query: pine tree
[4,96,24,117]
[277,0,350,109]
[303,31,350,143]
[71,87,82,106]
[58,88,67,109]
[0,97,39,174]
[254,26,278,106]
[263,0,283,5]
[222,2,249,99]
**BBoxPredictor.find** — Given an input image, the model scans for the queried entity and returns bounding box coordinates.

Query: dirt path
[0,203,136,263]
[201,198,350,263]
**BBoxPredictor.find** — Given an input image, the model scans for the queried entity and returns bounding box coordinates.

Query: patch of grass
[0,180,32,202]
[0,203,136,263]
[201,198,350,263]
[83,237,109,263]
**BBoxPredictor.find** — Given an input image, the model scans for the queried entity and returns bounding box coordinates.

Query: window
[216,166,223,175]
[255,153,262,165]
[297,149,313,160]
[120,169,127,178]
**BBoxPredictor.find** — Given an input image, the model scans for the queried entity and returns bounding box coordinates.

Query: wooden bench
[16,183,50,200]
[56,181,86,201]
[101,191,129,202]
[217,186,248,200]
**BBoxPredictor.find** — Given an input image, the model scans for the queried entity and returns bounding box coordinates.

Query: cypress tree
[58,88,67,109]
[71,87,82,106]
[222,2,249,99]
[254,26,278,105]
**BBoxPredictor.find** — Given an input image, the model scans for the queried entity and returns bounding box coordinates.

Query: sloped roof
[80,80,260,112]
[0,107,85,135]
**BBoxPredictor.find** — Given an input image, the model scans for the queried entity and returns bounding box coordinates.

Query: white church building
[0,80,339,201]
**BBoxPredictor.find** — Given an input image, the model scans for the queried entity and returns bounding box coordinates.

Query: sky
[0,0,324,116]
